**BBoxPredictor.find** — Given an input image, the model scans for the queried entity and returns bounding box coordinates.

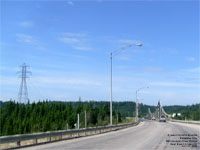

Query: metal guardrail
[171,119,200,125]
[0,122,139,149]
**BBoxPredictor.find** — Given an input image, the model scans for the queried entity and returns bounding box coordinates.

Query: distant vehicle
[140,118,144,122]
[152,117,156,120]
[159,115,166,122]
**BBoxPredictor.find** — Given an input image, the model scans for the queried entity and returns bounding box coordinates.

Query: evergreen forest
[0,100,199,136]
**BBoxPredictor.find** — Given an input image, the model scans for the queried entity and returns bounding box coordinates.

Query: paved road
[21,121,200,150]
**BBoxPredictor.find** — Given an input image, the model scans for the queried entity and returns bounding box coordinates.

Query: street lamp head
[136,43,143,47]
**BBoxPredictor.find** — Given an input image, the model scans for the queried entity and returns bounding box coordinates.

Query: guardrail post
[34,138,38,144]
[77,114,80,129]
[59,134,62,140]
[16,141,20,147]
[48,136,51,142]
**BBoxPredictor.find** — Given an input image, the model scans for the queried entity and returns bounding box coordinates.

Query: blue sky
[0,0,199,105]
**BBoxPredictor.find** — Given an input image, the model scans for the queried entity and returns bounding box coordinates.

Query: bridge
[19,120,199,150]
[148,100,171,120]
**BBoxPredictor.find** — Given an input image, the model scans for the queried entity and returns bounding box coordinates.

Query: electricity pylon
[18,63,31,104]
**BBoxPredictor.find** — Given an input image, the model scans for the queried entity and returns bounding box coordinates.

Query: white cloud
[150,81,198,88]
[1,66,199,104]
[18,21,34,28]
[16,34,35,44]
[62,32,85,37]
[67,0,74,5]
[15,33,46,50]
[73,46,92,51]
[182,67,200,73]
[140,67,163,72]
[59,37,80,43]
[59,32,93,51]
[33,77,102,87]
[186,57,195,62]
[0,74,103,88]
[0,66,18,72]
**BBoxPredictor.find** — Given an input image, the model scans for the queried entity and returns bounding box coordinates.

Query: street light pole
[109,43,142,126]
[135,87,149,122]
[77,113,79,129]
[136,90,138,122]
[85,110,87,129]
[110,52,113,126]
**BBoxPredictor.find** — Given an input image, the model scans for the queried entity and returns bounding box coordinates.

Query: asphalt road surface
[21,120,200,150]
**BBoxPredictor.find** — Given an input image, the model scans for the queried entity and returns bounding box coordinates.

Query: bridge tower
[157,100,161,119]
[148,108,152,120]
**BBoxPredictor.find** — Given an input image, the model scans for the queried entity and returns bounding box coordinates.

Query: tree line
[0,100,199,136]
[163,104,200,120]
[0,100,122,136]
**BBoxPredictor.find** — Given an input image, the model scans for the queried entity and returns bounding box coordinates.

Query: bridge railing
[0,122,139,150]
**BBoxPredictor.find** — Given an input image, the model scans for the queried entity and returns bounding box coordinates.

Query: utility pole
[85,110,87,128]
[77,114,79,129]
[18,63,31,104]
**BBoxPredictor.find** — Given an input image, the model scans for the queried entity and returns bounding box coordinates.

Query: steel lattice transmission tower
[18,63,31,104]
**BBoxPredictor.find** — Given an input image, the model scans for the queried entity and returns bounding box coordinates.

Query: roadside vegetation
[172,110,200,121]
[163,104,200,121]
[0,100,122,136]
[0,100,199,136]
